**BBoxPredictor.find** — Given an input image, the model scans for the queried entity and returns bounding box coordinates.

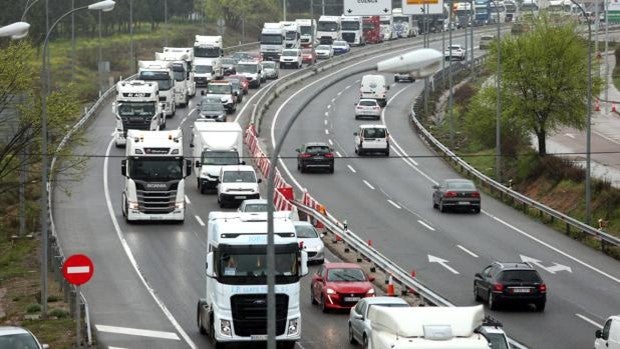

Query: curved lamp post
[39,0,116,318]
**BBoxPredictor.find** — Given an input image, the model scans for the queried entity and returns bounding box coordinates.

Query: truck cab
[113,80,165,148]
[340,15,365,46]
[317,16,341,45]
[160,47,197,104]
[379,15,394,41]
[137,60,176,118]
[296,18,317,47]
[363,16,382,44]
[261,23,286,61]
[281,22,301,48]
[193,35,224,86]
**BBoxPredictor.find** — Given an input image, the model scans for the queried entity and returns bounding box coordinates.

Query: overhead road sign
[403,0,445,15]
[344,0,392,16]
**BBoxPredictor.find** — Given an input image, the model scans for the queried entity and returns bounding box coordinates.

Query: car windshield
[305,145,330,153]
[222,170,256,183]
[118,102,156,117]
[449,45,461,50]
[498,270,542,283]
[295,224,318,238]
[327,268,366,282]
[200,103,224,112]
[232,52,252,61]
[218,252,298,277]
[263,61,276,68]
[207,84,231,94]
[194,65,213,74]
[318,22,339,31]
[362,128,386,138]
[359,100,378,107]
[237,64,258,73]
[138,71,173,90]
[282,50,298,57]
[446,181,476,189]
[202,151,239,165]
[0,332,40,349]
[316,45,330,51]
[242,203,268,212]
[484,333,510,349]
[129,158,183,181]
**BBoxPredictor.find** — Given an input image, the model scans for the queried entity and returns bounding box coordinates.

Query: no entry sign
[62,254,94,285]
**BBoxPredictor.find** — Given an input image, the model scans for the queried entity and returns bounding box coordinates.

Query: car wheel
[329,164,334,174]
[362,334,369,349]
[394,76,398,82]
[197,307,207,334]
[474,207,481,214]
[439,200,447,213]
[433,199,438,209]
[488,292,498,310]
[321,295,328,313]
[535,301,546,312]
[311,287,318,305]
[385,148,390,157]
[349,324,357,344]
[474,283,482,302]
[300,164,305,173]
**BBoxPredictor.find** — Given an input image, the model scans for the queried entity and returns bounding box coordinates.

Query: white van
[354,124,389,156]
[217,165,261,208]
[596,315,620,349]
[360,74,389,107]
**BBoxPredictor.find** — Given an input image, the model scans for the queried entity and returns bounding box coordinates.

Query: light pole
[448,4,454,146]
[38,0,116,318]
[570,1,592,225]
[164,0,168,46]
[129,0,134,73]
[492,0,501,181]
[283,0,287,21]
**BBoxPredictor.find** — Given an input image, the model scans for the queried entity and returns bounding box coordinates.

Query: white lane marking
[347,165,357,173]
[328,139,333,145]
[345,85,352,89]
[335,151,342,158]
[337,91,343,96]
[67,266,90,274]
[110,131,115,136]
[331,98,336,103]
[184,195,190,204]
[576,314,603,328]
[195,215,205,226]
[324,111,329,117]
[363,180,375,190]
[324,119,328,125]
[95,324,180,340]
[487,213,620,283]
[108,347,128,349]
[417,220,436,231]
[325,129,329,135]
[237,80,277,123]
[103,141,197,349]
[178,117,187,129]
[387,199,402,209]
[327,104,332,109]
[457,245,479,258]
[428,255,460,274]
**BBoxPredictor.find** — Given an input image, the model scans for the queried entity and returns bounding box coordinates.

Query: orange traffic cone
[314,204,326,229]
[595,99,601,112]
[386,273,395,296]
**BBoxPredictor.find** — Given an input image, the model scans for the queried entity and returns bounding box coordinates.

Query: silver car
[348,297,409,347]
[354,98,382,120]
[293,221,324,264]
[0,326,49,349]
[262,61,279,79]
[237,199,268,213]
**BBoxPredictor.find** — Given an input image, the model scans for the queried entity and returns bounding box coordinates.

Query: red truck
[363,16,382,44]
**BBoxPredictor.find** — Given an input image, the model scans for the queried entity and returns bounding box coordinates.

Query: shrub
[48,308,70,319]
[26,303,41,314]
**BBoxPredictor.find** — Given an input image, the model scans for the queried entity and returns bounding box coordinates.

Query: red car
[301,48,317,65]
[310,262,375,312]
[227,75,249,95]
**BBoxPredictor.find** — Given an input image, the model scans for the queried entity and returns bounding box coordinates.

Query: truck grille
[231,294,289,337]
[342,32,356,43]
[135,181,178,214]
[122,119,151,133]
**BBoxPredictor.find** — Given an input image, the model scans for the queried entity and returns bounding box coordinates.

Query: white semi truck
[340,15,365,46]
[197,211,308,349]
[296,18,316,47]
[379,15,395,41]
[317,15,341,45]
[368,305,491,349]
[113,80,165,148]
[120,130,192,222]
[137,60,176,117]
[280,21,301,48]
[261,23,286,60]
[190,121,244,193]
[194,35,224,86]
[156,47,197,107]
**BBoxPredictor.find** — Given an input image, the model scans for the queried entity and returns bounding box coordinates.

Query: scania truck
[113,80,165,148]
[121,130,192,223]
[138,60,176,117]
[197,211,308,349]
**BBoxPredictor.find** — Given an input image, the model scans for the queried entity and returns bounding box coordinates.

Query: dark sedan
[221,57,237,75]
[432,179,481,213]
[296,142,335,173]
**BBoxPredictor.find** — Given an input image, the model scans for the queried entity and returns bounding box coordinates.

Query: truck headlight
[220,319,232,336]
[175,202,184,209]
[129,202,139,210]
[287,318,299,335]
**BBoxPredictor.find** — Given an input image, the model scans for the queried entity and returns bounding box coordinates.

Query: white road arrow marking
[428,255,460,274]
[520,255,572,274]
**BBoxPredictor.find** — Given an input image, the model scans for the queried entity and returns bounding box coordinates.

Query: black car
[221,57,237,76]
[296,142,335,173]
[474,262,547,312]
[432,179,481,213]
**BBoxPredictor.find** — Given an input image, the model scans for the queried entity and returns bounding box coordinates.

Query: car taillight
[301,153,312,158]
[373,106,379,110]
[492,283,504,292]
[471,191,480,198]
[444,191,458,198]
[538,284,547,293]
[324,153,334,158]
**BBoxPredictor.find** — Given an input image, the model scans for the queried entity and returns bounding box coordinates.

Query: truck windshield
[476,8,488,14]
[172,70,185,81]
[380,20,391,25]
[285,31,298,40]
[195,65,213,74]
[222,171,256,183]
[218,252,298,277]
[129,158,183,181]
[261,34,284,44]
[237,64,258,74]
[118,102,156,117]
[341,22,360,30]
[300,26,312,35]
[139,71,173,91]
[393,16,408,24]
[363,22,375,30]
[207,84,232,94]
[318,22,338,31]
[202,150,239,165]
[194,46,220,58]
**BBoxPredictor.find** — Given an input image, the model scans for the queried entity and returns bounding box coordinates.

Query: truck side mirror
[201,90,206,95]
[195,160,201,168]
[185,159,192,177]
[257,178,262,183]
[206,252,215,277]
[121,160,127,177]
[300,250,308,276]
[368,275,375,282]
[595,329,603,339]
[354,132,359,136]
[240,160,246,165]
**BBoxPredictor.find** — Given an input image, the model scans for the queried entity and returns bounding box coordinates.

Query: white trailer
[197,212,308,349]
[368,305,490,349]
[190,121,244,193]
[137,60,176,117]
[121,130,192,222]
[340,15,365,46]
[261,23,286,60]
[113,80,165,148]
[296,18,317,47]
[317,15,341,45]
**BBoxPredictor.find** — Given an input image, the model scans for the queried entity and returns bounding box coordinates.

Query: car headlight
[326,288,336,295]
[367,288,375,295]
[220,319,232,336]
[287,318,300,335]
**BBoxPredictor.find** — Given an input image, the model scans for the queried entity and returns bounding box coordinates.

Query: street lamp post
[38,0,116,318]
[164,0,168,46]
[492,0,501,182]
[130,0,134,73]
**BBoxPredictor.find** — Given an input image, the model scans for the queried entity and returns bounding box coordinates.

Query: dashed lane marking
[417,220,435,231]
[95,325,180,340]
[195,215,205,226]
[363,180,375,190]
[457,244,479,258]
[576,314,603,328]
[387,199,401,209]
[347,165,357,173]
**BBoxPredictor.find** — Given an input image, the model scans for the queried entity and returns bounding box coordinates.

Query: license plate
[458,201,470,205]
[149,216,165,220]
[234,196,246,199]
[512,288,531,293]
[344,297,361,302]
[251,335,268,340]
[314,156,324,159]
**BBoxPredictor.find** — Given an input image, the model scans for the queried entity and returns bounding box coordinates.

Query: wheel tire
[362,335,369,349]
[197,307,207,334]
[311,288,318,305]
[349,324,357,344]
[321,295,328,313]
[439,200,447,213]
[536,301,546,312]
[488,292,498,310]
[300,164,305,173]
[433,200,438,209]
[385,148,390,157]
[474,284,482,302]
[329,165,334,174]
[474,207,481,214]
[394,76,398,83]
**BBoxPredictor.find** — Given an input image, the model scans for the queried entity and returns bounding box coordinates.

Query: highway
[262,26,620,349]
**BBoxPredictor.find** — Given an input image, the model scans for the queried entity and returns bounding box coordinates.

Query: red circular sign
[62,254,94,286]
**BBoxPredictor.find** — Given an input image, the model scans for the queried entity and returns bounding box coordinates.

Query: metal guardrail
[293,202,529,349]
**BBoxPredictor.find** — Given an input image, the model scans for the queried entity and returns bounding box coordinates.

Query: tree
[485,14,602,156]
[204,0,279,31]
